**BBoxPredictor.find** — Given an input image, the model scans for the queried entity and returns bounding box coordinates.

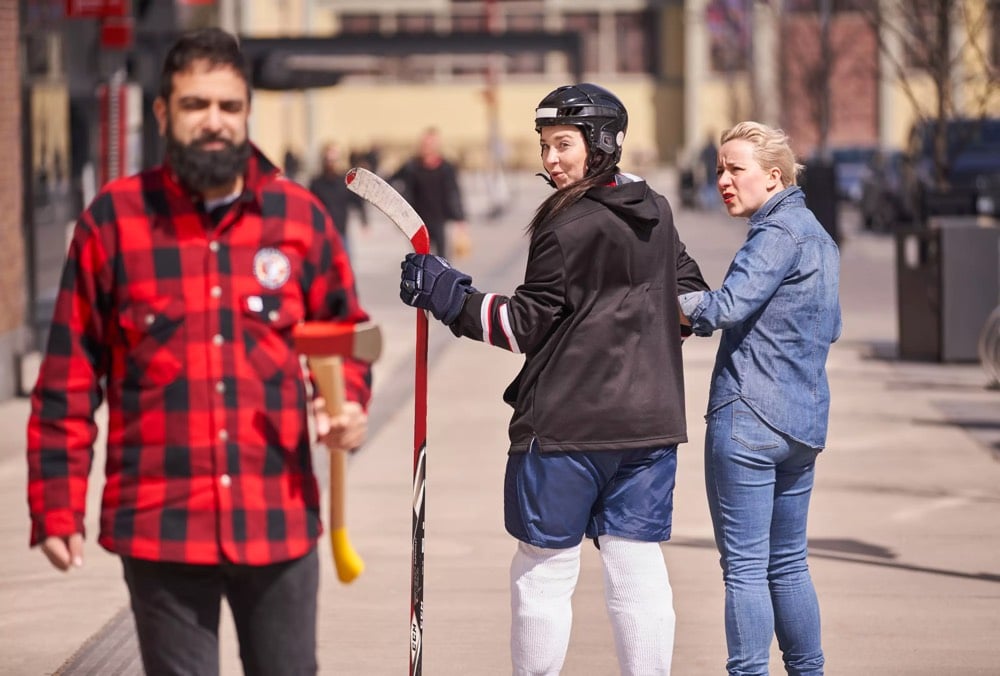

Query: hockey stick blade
[345,167,431,255]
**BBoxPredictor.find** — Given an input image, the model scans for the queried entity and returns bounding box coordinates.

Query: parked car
[830,145,878,203]
[858,149,910,232]
[903,117,1000,223]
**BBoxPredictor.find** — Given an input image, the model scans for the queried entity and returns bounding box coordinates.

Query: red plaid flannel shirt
[27,147,371,565]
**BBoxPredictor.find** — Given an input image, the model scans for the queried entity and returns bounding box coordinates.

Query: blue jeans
[705,400,824,676]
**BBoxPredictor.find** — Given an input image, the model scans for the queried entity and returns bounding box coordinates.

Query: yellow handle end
[330,527,365,584]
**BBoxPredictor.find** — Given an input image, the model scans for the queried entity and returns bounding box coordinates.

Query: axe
[293,320,383,583]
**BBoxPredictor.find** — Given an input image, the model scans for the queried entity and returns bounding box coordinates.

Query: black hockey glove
[400,253,477,325]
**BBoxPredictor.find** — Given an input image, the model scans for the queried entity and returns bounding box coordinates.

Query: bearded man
[26,27,372,675]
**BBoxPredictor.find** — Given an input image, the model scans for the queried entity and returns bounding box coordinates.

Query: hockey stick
[345,167,430,676]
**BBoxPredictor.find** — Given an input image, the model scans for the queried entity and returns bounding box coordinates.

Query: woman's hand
[399,254,476,324]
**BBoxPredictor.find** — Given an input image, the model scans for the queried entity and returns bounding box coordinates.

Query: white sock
[599,535,675,675]
[510,541,582,676]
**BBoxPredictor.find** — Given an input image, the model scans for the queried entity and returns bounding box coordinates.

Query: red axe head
[293,321,383,363]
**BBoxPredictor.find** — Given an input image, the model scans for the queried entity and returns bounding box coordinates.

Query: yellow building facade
[226,0,997,175]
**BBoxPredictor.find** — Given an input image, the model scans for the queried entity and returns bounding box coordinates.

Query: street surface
[0,168,997,675]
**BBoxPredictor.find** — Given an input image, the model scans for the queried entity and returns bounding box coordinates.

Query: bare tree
[766,1,880,157]
[858,0,999,188]
[778,0,838,155]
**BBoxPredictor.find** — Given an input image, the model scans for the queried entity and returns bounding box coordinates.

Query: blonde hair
[720,121,804,188]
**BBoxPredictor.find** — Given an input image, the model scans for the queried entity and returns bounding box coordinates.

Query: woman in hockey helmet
[399,82,708,675]
[529,82,630,233]
[535,82,628,170]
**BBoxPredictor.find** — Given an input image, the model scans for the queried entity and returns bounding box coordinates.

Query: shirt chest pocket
[240,293,305,381]
[117,297,186,387]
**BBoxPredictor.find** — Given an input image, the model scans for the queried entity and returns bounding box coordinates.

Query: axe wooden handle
[309,355,365,584]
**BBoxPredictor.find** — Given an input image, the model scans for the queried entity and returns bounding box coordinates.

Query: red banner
[100,16,134,49]
[65,0,129,19]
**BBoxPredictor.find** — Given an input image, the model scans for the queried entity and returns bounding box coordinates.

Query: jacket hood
[585,177,659,231]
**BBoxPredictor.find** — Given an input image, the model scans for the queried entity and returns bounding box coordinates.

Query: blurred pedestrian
[309,141,366,260]
[699,133,719,209]
[680,121,841,676]
[26,27,372,676]
[398,83,708,675]
[390,127,469,258]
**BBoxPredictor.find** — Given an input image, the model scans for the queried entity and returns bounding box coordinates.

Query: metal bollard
[979,304,1000,387]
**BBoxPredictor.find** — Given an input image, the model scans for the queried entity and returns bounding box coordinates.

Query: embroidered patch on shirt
[252,247,291,289]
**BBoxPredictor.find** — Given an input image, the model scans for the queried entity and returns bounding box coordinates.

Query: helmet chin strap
[535,171,557,188]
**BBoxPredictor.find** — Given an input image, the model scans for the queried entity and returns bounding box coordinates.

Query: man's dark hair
[159,27,251,101]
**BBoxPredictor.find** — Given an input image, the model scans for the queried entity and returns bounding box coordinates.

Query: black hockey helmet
[534,83,628,166]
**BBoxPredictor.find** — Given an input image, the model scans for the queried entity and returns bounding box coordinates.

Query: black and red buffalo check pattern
[27,147,371,565]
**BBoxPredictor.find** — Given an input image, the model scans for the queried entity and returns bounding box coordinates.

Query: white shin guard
[510,541,582,676]
[599,535,675,676]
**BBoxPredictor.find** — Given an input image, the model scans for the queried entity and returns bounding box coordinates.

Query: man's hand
[450,221,472,260]
[41,533,84,572]
[315,398,368,452]
[400,253,476,324]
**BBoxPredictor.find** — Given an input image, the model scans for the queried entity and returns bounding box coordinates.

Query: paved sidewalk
[1,169,998,675]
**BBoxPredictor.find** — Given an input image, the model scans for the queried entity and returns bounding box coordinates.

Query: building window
[508,53,543,74]
[507,8,544,73]
[565,12,600,74]
[706,0,750,73]
[341,14,379,34]
[615,11,652,74]
[453,57,489,78]
[508,11,543,32]
[398,13,435,33]
[453,12,488,32]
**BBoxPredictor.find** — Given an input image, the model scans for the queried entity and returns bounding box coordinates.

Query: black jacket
[389,158,465,230]
[309,171,351,237]
[451,176,708,453]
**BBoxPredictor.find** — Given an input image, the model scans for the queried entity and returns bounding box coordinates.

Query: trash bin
[801,159,840,243]
[896,216,1000,361]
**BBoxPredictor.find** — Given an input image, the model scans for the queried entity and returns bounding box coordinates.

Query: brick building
[0,1,25,398]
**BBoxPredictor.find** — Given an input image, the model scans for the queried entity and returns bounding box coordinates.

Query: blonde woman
[680,121,841,675]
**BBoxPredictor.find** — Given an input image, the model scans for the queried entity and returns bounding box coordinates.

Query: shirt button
[213,334,224,346]
[218,429,228,441]
[209,241,220,253]
[219,474,232,487]
[210,286,222,299]
[216,381,226,394]
[144,313,155,326]
[267,310,280,322]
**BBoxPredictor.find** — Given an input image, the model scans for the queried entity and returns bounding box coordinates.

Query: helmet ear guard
[535,83,629,168]
[596,129,627,156]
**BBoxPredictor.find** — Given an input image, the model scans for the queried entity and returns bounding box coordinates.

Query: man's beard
[166,127,251,193]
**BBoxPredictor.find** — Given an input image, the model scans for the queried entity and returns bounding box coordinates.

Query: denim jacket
[683,186,841,449]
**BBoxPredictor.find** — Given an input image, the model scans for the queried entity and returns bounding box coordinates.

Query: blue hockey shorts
[504,440,678,549]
